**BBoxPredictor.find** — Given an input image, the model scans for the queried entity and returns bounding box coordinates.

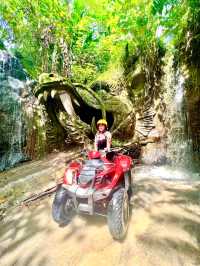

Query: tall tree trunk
[42,48,49,72]
[51,44,58,73]
[59,37,72,78]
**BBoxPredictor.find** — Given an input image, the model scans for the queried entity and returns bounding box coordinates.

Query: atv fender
[124,170,131,190]
[124,170,132,198]
[52,186,75,225]
[54,185,68,204]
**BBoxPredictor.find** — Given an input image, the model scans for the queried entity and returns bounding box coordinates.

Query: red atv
[52,149,133,240]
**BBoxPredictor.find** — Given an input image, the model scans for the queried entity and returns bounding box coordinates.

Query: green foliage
[0,40,5,50]
[0,0,71,77]
[71,64,97,83]
[0,0,199,84]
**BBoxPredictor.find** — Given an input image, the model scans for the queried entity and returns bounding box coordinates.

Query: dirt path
[0,166,200,266]
[0,148,81,218]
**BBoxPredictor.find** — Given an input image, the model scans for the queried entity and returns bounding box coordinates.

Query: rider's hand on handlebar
[80,149,87,156]
[104,147,111,153]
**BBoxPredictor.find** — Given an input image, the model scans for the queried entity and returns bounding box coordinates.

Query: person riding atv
[94,119,112,152]
[52,119,133,239]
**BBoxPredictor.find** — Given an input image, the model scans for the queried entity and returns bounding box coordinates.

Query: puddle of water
[133,165,200,181]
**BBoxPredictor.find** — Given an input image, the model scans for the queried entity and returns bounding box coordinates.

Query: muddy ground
[0,163,200,266]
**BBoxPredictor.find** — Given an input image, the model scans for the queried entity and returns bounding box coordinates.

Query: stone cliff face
[178,9,200,170]
[132,52,200,170]
[0,50,47,171]
[185,70,200,170]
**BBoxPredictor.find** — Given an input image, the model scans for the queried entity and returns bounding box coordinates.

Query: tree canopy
[0,0,199,82]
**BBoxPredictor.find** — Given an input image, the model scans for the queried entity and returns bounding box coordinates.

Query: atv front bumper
[62,184,111,215]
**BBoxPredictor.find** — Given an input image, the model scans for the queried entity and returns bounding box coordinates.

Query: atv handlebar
[80,146,140,165]
[80,148,124,162]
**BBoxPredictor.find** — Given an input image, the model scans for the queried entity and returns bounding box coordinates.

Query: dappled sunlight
[131,178,200,265]
[0,200,52,265]
[1,171,200,265]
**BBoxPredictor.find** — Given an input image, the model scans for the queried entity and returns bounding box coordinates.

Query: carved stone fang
[43,90,49,101]
[59,92,75,116]
[51,89,57,98]
[38,93,44,103]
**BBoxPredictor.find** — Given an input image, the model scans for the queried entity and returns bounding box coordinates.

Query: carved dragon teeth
[59,92,75,117]
[51,89,58,98]
[36,73,137,144]
[72,98,80,107]
[38,93,44,103]
[43,90,49,101]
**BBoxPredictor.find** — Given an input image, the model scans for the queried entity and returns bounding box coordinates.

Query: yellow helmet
[97,119,108,127]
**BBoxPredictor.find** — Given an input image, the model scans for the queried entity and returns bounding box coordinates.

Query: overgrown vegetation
[0,1,197,81]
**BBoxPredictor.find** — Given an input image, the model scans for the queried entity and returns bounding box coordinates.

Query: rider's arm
[106,132,112,152]
[94,133,98,151]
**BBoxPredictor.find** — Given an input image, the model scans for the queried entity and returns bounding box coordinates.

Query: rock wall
[136,53,200,170]
[0,50,47,171]
[185,70,200,170]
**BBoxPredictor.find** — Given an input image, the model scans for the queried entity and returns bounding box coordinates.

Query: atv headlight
[64,169,76,185]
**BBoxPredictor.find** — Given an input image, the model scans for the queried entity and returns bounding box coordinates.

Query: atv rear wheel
[107,188,130,240]
[52,186,75,225]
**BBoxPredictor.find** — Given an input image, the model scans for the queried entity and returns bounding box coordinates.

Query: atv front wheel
[107,188,130,240]
[52,186,75,225]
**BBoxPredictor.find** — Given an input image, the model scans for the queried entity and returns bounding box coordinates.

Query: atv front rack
[62,184,111,215]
